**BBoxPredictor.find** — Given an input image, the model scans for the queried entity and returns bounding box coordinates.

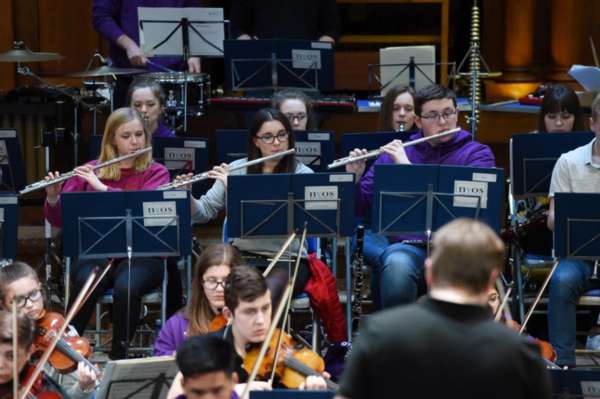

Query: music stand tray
[550,368,600,398]
[227,173,355,239]
[0,194,18,260]
[510,131,593,198]
[554,193,600,260]
[96,355,177,399]
[0,129,26,192]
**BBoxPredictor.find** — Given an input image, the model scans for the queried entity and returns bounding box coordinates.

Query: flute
[19,147,153,196]
[158,148,295,190]
[327,127,461,169]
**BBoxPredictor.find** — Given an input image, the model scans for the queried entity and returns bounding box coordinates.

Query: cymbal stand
[81,51,115,136]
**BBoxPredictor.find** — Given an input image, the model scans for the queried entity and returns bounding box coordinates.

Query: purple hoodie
[154,121,176,138]
[154,311,189,356]
[92,0,202,69]
[357,128,496,220]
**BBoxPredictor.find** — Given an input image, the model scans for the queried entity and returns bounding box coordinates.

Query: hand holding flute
[175,163,230,191]
[344,139,412,180]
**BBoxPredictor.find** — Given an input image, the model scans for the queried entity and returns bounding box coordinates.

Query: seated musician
[0,261,97,398]
[378,85,417,133]
[271,89,315,131]
[154,244,243,356]
[336,219,551,399]
[345,84,496,309]
[43,107,170,360]
[173,335,240,399]
[546,93,600,368]
[0,310,65,398]
[167,266,329,398]
[128,79,176,138]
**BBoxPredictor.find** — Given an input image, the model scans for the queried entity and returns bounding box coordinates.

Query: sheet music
[568,64,600,91]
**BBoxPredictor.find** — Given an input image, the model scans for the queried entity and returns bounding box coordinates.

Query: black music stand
[554,194,600,260]
[0,194,18,263]
[0,129,26,192]
[61,190,191,356]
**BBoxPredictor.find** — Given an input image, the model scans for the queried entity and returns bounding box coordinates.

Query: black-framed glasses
[284,112,307,122]
[13,289,42,308]
[256,131,289,144]
[420,108,457,121]
[203,279,226,290]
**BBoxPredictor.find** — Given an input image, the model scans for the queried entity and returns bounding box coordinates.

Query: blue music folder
[335,130,412,171]
[0,194,18,260]
[554,193,600,259]
[251,391,333,399]
[0,129,26,192]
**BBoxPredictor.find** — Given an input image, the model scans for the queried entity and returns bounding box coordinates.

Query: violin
[34,311,101,376]
[243,329,338,390]
[0,362,64,399]
[208,314,227,332]
[504,319,557,363]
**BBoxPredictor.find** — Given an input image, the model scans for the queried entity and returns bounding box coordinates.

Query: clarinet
[351,225,366,332]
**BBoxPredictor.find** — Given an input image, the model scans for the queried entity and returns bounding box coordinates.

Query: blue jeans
[362,229,389,309]
[548,259,597,366]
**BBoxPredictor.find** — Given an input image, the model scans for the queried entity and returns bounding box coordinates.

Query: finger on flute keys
[174,172,194,191]
[381,139,410,164]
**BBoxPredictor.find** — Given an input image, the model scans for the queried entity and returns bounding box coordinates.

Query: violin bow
[78,259,114,311]
[19,269,97,399]
[263,233,297,277]
[12,300,18,399]
[267,226,307,385]
[519,259,560,335]
[494,278,513,322]
[241,283,293,399]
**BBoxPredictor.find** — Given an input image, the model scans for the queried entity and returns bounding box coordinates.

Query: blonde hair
[430,218,505,294]
[96,107,152,180]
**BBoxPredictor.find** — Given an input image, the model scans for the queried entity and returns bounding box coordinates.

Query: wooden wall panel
[0,0,15,93]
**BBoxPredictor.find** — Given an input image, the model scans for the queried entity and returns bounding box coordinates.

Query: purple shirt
[154,121,176,138]
[176,393,238,399]
[154,311,189,356]
[92,0,202,69]
[357,129,496,240]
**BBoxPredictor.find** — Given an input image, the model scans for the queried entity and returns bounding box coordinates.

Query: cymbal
[69,65,146,78]
[0,42,64,62]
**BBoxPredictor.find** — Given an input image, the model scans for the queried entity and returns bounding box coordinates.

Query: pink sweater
[44,161,170,227]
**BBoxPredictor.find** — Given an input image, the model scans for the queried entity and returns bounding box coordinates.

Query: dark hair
[271,89,314,130]
[224,266,268,313]
[247,108,297,174]
[0,261,39,306]
[186,245,243,336]
[379,85,416,131]
[127,79,166,107]
[430,219,505,295]
[176,335,236,378]
[0,310,35,350]
[415,84,457,116]
[537,84,584,132]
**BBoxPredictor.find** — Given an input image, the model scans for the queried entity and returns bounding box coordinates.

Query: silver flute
[19,147,153,196]
[327,127,461,169]
[158,148,296,190]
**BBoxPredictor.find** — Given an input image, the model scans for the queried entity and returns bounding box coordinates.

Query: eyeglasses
[203,279,226,290]
[12,289,42,308]
[256,131,289,144]
[284,112,307,122]
[420,108,457,122]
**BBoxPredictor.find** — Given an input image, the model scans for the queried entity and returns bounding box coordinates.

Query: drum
[139,72,211,117]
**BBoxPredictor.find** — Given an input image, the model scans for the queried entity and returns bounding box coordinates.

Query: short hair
[379,85,416,131]
[271,89,314,130]
[224,266,268,313]
[0,310,35,350]
[430,219,505,294]
[0,261,39,306]
[415,84,457,116]
[537,84,584,132]
[127,79,166,107]
[247,108,298,174]
[176,335,236,378]
[592,92,600,122]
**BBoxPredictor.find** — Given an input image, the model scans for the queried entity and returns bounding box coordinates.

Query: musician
[167,266,328,399]
[128,79,176,138]
[537,84,584,133]
[230,0,340,43]
[0,262,97,398]
[173,335,240,399]
[545,93,600,368]
[43,107,170,360]
[154,244,243,356]
[271,89,315,131]
[185,108,313,298]
[346,84,495,308]
[336,219,552,399]
[378,85,417,132]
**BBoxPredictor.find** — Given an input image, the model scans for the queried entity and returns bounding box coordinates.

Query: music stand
[215,128,248,164]
[0,129,26,192]
[0,194,18,262]
[372,164,504,243]
[224,39,334,92]
[250,391,334,399]
[510,132,594,198]
[550,368,600,398]
[226,173,355,239]
[554,193,600,260]
[96,355,177,399]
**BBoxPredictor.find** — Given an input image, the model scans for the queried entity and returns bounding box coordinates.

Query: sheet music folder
[510,131,593,197]
[554,193,600,260]
[372,164,504,235]
[227,173,355,238]
[61,190,191,259]
[0,129,26,192]
[0,194,18,260]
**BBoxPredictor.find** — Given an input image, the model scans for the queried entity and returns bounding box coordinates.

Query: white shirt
[549,138,600,196]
